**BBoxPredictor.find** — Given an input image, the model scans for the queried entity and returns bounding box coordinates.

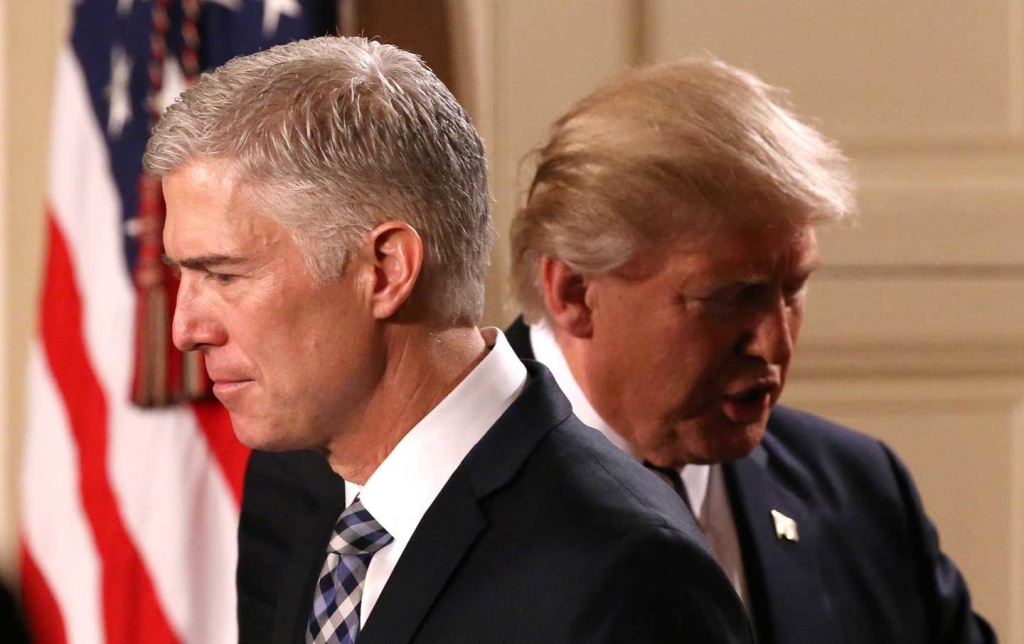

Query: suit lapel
[269,459,348,644]
[357,469,486,644]
[270,462,484,644]
[726,446,836,644]
[358,364,570,644]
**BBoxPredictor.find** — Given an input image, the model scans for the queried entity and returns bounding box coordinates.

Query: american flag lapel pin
[771,509,799,542]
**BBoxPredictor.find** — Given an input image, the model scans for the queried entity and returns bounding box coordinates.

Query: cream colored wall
[2,0,1020,638]
[1,0,66,583]
[0,0,10,587]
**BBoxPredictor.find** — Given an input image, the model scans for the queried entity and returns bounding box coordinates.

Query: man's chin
[231,417,299,452]
[649,420,766,467]
[707,421,766,463]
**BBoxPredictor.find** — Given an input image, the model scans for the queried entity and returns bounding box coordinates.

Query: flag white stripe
[21,343,105,644]
[46,46,239,643]
[108,409,239,644]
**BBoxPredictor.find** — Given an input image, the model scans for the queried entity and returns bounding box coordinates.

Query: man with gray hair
[508,58,996,644]
[146,37,752,644]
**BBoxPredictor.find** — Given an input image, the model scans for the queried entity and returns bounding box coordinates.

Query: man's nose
[172,279,225,352]
[738,296,795,366]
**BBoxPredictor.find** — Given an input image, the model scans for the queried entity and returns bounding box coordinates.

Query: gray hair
[145,36,492,323]
[510,57,857,322]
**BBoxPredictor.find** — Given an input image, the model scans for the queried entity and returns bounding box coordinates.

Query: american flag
[20,2,337,642]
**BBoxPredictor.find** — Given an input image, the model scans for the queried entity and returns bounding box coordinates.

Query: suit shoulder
[569,524,752,643]
[758,408,997,643]
[758,405,917,536]
[509,414,704,542]
[765,405,893,473]
[478,419,751,642]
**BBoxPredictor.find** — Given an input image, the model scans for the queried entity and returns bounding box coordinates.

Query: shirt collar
[528,319,710,517]
[346,327,528,542]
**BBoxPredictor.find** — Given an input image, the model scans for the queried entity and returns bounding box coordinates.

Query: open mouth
[720,385,775,423]
[729,386,772,404]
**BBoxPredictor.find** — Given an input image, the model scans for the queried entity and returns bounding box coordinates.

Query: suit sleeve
[0,580,29,644]
[237,451,283,644]
[882,443,998,644]
[568,525,753,644]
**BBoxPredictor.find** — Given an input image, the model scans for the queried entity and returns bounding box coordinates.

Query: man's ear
[540,256,594,338]
[361,221,424,320]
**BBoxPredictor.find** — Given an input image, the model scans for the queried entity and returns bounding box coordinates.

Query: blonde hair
[510,57,856,322]
[146,36,492,323]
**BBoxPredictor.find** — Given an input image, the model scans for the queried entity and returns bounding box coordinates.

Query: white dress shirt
[529,320,750,608]
[342,327,527,626]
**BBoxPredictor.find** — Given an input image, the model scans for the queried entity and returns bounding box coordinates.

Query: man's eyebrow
[702,256,823,289]
[161,253,247,270]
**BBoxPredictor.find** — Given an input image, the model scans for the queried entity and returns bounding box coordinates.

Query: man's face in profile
[579,221,819,468]
[162,159,381,451]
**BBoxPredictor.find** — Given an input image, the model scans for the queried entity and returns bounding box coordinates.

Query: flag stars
[263,0,302,37]
[106,46,134,138]
[117,0,147,17]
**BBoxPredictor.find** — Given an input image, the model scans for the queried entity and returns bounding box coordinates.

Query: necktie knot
[327,498,393,557]
[308,499,391,644]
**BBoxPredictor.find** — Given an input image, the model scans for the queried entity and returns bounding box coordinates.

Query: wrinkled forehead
[622,184,819,241]
[622,216,820,282]
[162,159,292,254]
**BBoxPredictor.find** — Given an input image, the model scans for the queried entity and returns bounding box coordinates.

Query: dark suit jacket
[506,317,997,644]
[237,361,752,643]
[0,581,29,644]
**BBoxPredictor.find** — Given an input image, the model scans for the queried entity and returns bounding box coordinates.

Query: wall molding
[792,341,1024,380]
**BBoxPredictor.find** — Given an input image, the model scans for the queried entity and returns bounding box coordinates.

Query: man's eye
[705,284,756,305]
[204,272,237,285]
[783,280,809,306]
[685,283,772,316]
[694,298,738,316]
[683,286,745,315]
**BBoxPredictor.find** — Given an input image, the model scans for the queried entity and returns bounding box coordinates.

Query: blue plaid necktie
[307,498,393,644]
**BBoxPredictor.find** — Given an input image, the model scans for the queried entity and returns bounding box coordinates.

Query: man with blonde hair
[509,58,995,644]
[147,38,752,643]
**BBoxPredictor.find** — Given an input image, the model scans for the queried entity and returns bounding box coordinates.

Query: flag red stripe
[20,541,68,644]
[39,212,179,644]
[192,400,249,504]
